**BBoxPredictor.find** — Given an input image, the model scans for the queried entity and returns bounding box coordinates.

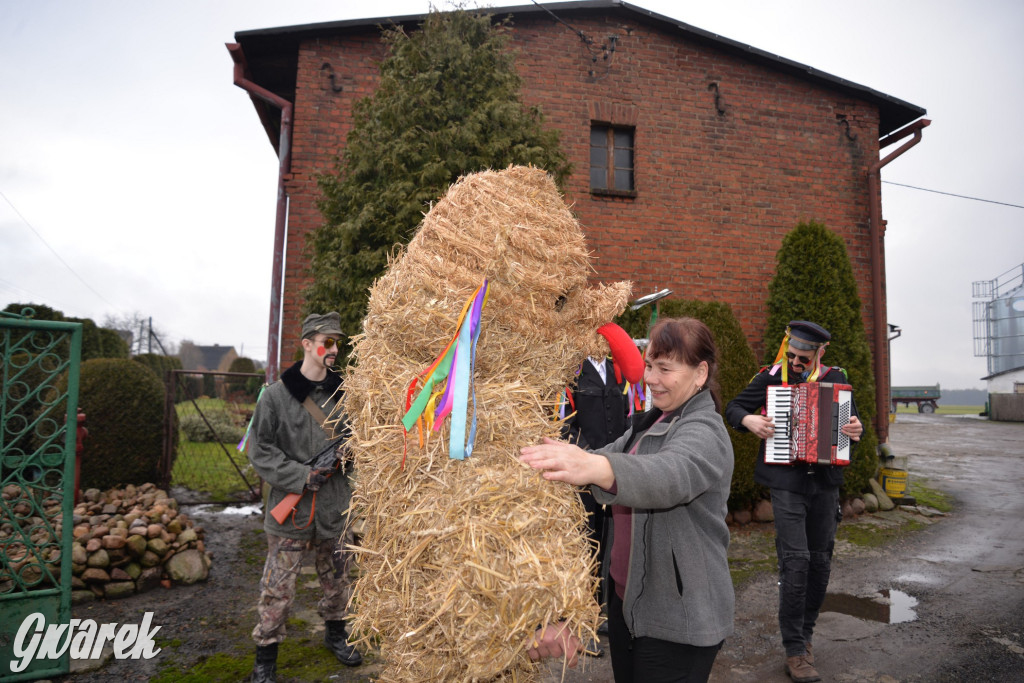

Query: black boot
[251,643,278,683]
[325,620,363,666]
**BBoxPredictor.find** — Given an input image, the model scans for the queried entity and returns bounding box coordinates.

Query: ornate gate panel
[0,311,81,681]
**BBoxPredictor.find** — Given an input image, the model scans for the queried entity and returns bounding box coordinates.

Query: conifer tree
[761,220,879,496]
[306,9,571,349]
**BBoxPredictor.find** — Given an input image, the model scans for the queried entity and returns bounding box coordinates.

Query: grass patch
[894,404,983,415]
[171,440,257,500]
[176,397,255,418]
[278,636,374,680]
[151,610,254,683]
[171,396,259,501]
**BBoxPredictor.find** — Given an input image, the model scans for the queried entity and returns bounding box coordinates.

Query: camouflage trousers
[251,530,355,646]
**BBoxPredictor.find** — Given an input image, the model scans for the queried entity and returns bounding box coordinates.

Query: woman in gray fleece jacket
[521,317,734,682]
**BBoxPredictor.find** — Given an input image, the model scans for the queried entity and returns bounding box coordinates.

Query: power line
[0,189,120,309]
[882,180,1024,210]
[526,0,615,77]
[527,0,593,46]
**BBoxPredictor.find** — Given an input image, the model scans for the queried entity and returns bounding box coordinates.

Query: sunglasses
[320,337,338,350]
[786,351,813,365]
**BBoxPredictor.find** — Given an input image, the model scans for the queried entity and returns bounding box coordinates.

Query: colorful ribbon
[402,280,489,461]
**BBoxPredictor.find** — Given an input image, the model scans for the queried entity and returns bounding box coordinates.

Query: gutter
[227,42,293,384]
[870,118,931,443]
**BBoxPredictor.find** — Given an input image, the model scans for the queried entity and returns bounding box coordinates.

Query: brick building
[229,0,926,439]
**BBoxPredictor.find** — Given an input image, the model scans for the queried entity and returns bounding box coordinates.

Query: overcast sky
[2,0,1021,389]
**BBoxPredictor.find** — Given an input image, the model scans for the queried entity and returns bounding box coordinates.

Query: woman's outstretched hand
[519,437,615,490]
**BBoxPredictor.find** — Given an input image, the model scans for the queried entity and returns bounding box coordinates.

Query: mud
[54,414,1024,682]
[712,414,1024,683]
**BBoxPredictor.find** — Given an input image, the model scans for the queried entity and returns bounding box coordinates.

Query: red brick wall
[275,13,885,381]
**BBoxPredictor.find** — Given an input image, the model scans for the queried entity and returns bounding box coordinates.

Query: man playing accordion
[725,321,863,683]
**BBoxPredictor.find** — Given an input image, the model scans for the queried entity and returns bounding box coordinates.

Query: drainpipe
[869,118,930,443]
[227,42,293,384]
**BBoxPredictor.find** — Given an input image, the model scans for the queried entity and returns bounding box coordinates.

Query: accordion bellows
[336,166,632,681]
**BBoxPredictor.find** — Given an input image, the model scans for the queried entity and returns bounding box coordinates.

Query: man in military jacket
[248,312,362,682]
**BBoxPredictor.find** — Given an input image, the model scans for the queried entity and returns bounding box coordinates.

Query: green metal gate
[0,311,81,681]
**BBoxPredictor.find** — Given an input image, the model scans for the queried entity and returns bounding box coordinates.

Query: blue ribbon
[449,280,488,459]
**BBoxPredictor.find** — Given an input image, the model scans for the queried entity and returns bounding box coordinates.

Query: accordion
[765,382,853,466]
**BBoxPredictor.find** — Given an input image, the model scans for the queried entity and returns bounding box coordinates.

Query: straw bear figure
[337,165,633,682]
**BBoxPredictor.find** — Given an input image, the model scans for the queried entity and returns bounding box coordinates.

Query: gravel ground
[51,413,1024,682]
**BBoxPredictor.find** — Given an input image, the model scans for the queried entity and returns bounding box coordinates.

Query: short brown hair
[647,317,722,412]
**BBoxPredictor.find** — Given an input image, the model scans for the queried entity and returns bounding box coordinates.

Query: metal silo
[973,264,1024,376]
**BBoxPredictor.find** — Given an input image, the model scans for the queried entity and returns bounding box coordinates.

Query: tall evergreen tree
[761,220,878,496]
[306,9,572,349]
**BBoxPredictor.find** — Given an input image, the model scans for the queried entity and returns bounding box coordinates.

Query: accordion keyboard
[765,385,794,464]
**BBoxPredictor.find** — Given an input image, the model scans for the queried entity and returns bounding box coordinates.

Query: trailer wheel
[920,402,936,414]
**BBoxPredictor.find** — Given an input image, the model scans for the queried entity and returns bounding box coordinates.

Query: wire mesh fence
[162,370,265,505]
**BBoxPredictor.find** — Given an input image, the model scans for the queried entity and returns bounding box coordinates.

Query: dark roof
[194,345,236,371]
[233,0,925,144]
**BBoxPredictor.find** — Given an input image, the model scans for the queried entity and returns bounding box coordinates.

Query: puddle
[821,589,918,624]
[187,503,262,516]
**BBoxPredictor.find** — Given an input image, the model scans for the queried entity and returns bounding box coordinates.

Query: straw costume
[334,166,634,681]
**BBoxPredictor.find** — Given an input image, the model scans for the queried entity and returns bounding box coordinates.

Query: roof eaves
[233,0,925,135]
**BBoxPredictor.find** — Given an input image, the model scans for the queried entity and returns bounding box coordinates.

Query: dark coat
[563,358,630,450]
[724,364,858,492]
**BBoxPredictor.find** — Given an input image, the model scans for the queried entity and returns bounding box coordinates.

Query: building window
[590,124,635,195]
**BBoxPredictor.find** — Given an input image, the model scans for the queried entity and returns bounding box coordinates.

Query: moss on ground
[152,650,252,683]
[729,556,777,586]
[908,479,953,513]
[242,527,268,566]
[728,526,777,587]
[150,621,377,683]
[836,517,926,548]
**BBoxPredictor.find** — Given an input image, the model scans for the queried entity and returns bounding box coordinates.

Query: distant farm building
[974,263,1024,421]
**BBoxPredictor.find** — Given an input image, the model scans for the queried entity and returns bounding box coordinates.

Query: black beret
[788,320,831,350]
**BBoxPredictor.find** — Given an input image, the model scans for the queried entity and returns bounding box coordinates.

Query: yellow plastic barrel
[880,468,908,499]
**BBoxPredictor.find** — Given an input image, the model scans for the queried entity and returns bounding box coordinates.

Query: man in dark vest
[247,312,362,682]
[725,321,863,683]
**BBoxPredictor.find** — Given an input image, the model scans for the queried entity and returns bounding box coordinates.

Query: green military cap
[301,312,344,339]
